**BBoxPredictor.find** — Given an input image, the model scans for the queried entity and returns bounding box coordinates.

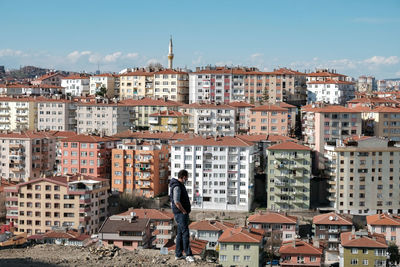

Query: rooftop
[250,104,288,112]
[312,212,352,225]
[173,136,254,147]
[99,217,149,233]
[267,141,311,151]
[366,213,400,226]
[189,220,235,231]
[118,208,174,221]
[341,231,387,248]
[218,227,263,243]
[248,212,297,224]
[279,240,323,256]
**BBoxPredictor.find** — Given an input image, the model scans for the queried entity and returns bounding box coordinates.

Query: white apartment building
[307,80,355,105]
[171,136,256,211]
[61,75,90,96]
[37,98,77,131]
[89,74,118,98]
[189,67,248,103]
[154,70,189,103]
[325,136,400,215]
[0,97,37,131]
[179,103,236,136]
[76,99,135,135]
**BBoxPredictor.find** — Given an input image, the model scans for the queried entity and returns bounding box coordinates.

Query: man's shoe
[175,255,185,260]
[186,256,195,263]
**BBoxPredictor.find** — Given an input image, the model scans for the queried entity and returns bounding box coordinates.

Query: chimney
[313,239,319,248]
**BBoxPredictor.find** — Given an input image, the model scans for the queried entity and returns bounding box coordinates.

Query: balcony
[274,182,287,187]
[139,185,151,190]
[9,144,23,149]
[328,237,339,242]
[156,225,173,230]
[328,228,339,233]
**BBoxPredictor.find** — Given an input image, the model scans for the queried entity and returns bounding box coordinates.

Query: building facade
[148,110,188,133]
[249,104,288,135]
[307,80,355,105]
[279,240,323,267]
[37,98,77,131]
[153,70,189,103]
[111,140,169,197]
[189,220,235,250]
[367,213,400,248]
[61,75,90,96]
[0,97,37,131]
[5,175,109,235]
[267,141,312,210]
[171,136,256,211]
[89,74,118,98]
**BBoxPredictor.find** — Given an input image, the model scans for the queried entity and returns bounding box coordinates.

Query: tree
[388,243,400,266]
[264,230,282,266]
[95,85,107,97]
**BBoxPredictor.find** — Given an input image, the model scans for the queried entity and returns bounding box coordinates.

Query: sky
[0,0,399,79]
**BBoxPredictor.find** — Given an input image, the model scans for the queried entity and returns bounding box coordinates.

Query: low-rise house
[98,212,151,250]
[218,227,264,267]
[339,231,387,267]
[247,212,297,242]
[117,208,174,248]
[367,213,400,248]
[27,229,90,246]
[279,239,323,267]
[312,212,353,263]
[168,238,208,258]
[189,220,235,250]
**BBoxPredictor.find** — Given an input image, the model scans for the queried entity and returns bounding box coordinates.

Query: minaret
[168,36,174,69]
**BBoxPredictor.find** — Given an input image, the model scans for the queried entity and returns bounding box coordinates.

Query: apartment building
[267,141,312,210]
[61,74,90,96]
[0,83,63,96]
[119,70,154,99]
[89,73,118,98]
[307,80,355,105]
[218,227,264,267]
[339,231,387,267]
[130,98,181,130]
[279,240,323,267]
[367,213,400,248]
[148,110,188,132]
[265,68,307,106]
[312,212,353,263]
[111,140,169,197]
[247,212,297,242]
[189,67,307,105]
[171,136,256,211]
[362,106,400,141]
[325,136,400,214]
[60,135,118,179]
[301,104,362,169]
[189,220,235,250]
[76,99,135,135]
[249,104,288,135]
[228,101,255,134]
[32,72,64,86]
[358,76,376,92]
[37,97,77,131]
[5,174,110,235]
[0,131,56,182]
[189,67,245,103]
[179,103,236,136]
[118,208,174,249]
[307,69,348,83]
[0,96,37,131]
[153,69,189,103]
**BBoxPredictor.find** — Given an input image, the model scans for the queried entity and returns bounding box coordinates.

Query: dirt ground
[0,244,218,267]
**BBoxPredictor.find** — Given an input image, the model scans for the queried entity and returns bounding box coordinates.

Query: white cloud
[67,50,92,63]
[125,53,139,59]
[250,53,263,60]
[103,52,122,63]
[364,56,399,65]
[0,49,25,57]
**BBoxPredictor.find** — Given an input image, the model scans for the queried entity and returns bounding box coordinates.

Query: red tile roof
[341,232,387,248]
[307,79,354,85]
[302,104,361,113]
[276,102,296,108]
[34,72,64,81]
[149,110,185,117]
[61,75,90,80]
[279,240,323,256]
[173,136,254,147]
[10,174,108,189]
[372,106,400,113]
[267,141,311,151]
[168,238,208,255]
[189,220,235,231]
[248,212,297,224]
[366,214,400,226]
[228,101,255,108]
[125,98,182,107]
[154,69,188,75]
[120,70,155,77]
[118,208,174,220]
[312,212,352,225]
[348,97,399,104]
[62,134,120,143]
[0,130,57,140]
[92,73,118,78]
[251,104,288,112]
[218,227,263,243]
[307,71,346,77]
[113,130,196,141]
[267,135,297,142]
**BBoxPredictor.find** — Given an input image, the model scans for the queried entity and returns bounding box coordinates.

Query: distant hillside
[2,66,73,80]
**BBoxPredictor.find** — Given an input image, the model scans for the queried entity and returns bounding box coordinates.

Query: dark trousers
[174,213,192,257]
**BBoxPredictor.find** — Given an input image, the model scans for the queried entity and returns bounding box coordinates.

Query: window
[233,244,240,250]
[244,244,250,249]
[351,259,358,265]
[310,256,316,262]
[351,248,358,254]
[220,244,226,250]
[219,255,227,262]
[362,259,368,265]
[233,255,240,262]
[244,256,251,261]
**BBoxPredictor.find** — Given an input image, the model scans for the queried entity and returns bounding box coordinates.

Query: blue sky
[0,0,399,79]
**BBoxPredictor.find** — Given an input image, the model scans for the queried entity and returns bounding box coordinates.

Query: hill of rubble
[0,244,218,267]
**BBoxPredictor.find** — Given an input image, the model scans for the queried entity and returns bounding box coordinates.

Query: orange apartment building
[60,135,119,179]
[5,174,110,235]
[249,104,289,135]
[111,140,169,197]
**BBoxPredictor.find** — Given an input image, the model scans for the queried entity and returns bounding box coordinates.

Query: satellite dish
[329,216,333,221]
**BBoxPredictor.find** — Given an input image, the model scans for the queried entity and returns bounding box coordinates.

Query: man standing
[170,169,194,263]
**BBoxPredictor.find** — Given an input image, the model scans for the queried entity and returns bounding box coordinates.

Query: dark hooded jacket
[169,178,191,214]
